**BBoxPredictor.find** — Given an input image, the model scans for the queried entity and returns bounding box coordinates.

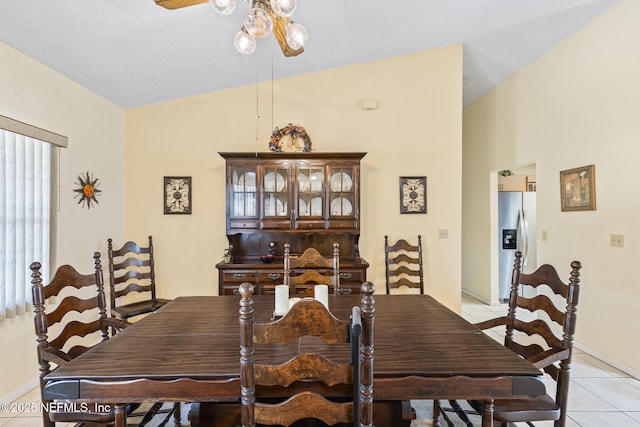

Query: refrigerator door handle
[517,209,529,266]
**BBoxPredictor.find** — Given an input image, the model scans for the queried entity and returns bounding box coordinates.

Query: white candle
[275,285,289,316]
[315,285,329,308]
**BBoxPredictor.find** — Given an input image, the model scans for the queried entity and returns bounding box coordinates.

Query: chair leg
[433,400,456,427]
[173,402,181,426]
[432,399,441,427]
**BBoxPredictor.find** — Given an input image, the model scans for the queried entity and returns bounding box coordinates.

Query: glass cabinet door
[231,166,257,217]
[297,166,324,217]
[328,166,355,217]
[262,166,289,217]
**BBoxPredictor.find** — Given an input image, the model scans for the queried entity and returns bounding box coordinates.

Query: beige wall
[462,0,639,377]
[0,42,126,399]
[125,45,463,309]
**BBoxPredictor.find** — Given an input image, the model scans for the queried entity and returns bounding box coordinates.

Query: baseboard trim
[574,342,639,380]
[1,378,38,404]
[461,288,500,306]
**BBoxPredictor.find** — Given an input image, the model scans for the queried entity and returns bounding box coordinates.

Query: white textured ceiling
[0,0,619,109]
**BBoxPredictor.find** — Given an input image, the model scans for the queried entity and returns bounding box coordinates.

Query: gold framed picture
[560,165,596,212]
[400,176,427,214]
[164,176,192,214]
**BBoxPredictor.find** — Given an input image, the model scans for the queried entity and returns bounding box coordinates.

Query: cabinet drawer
[258,271,285,286]
[294,220,326,230]
[261,220,292,230]
[229,219,260,229]
[222,271,257,283]
[329,219,358,229]
[337,270,364,283]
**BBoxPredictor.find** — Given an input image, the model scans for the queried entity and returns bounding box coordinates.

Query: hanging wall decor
[560,164,596,211]
[400,176,427,214]
[164,176,192,214]
[73,171,102,209]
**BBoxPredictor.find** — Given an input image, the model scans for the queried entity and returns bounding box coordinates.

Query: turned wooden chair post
[238,282,255,427]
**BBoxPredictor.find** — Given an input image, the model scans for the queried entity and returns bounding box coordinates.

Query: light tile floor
[2,295,638,426]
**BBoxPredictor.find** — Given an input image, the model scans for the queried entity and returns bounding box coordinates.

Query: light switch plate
[610,234,624,248]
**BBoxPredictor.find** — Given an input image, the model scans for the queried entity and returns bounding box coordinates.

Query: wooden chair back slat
[289,247,334,268]
[111,240,149,256]
[42,264,98,298]
[114,282,152,299]
[254,298,349,345]
[386,265,421,277]
[288,270,335,287]
[518,263,569,298]
[255,352,352,387]
[387,253,420,265]
[112,257,150,273]
[516,293,566,325]
[511,318,563,349]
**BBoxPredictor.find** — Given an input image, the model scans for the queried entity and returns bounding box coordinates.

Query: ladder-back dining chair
[107,235,170,320]
[30,253,177,426]
[284,242,341,295]
[384,235,424,294]
[238,281,375,427]
[433,251,582,427]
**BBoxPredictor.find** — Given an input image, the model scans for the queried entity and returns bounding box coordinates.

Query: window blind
[0,126,54,320]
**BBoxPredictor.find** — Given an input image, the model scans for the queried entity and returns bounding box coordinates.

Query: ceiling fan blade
[154,0,207,10]
[268,9,304,57]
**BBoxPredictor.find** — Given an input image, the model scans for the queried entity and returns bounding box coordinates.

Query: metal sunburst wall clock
[73,171,102,209]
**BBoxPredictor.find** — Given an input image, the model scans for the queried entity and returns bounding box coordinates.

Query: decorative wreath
[269,124,312,152]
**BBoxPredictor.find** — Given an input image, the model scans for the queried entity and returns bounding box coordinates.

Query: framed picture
[400,176,427,214]
[164,176,192,214]
[560,165,596,211]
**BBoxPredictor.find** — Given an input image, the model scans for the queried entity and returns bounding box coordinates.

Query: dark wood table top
[44,294,544,404]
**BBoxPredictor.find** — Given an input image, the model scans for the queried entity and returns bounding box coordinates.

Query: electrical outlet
[438,229,448,239]
[610,234,624,248]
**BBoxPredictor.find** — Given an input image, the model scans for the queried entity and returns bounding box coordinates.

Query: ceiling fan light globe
[209,0,237,15]
[270,0,296,17]
[234,30,256,54]
[244,2,273,38]
[285,22,308,50]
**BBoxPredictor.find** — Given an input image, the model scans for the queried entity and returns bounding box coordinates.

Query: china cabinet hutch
[216,152,369,295]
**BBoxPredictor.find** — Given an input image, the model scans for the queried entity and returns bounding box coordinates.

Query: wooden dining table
[43,293,544,427]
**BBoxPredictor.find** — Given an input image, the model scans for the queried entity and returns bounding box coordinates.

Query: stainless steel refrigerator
[498,191,537,302]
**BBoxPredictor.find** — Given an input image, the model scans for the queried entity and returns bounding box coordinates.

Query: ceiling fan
[154,0,306,57]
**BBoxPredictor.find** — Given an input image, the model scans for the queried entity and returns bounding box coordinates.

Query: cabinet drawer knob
[233,273,246,279]
[339,272,352,279]
[268,273,281,280]
[232,288,240,295]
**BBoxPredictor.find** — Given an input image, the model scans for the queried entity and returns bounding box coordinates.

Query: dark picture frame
[560,165,596,212]
[400,176,427,214]
[164,176,192,214]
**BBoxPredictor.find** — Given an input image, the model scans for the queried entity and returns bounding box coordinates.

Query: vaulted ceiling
[0,0,619,109]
